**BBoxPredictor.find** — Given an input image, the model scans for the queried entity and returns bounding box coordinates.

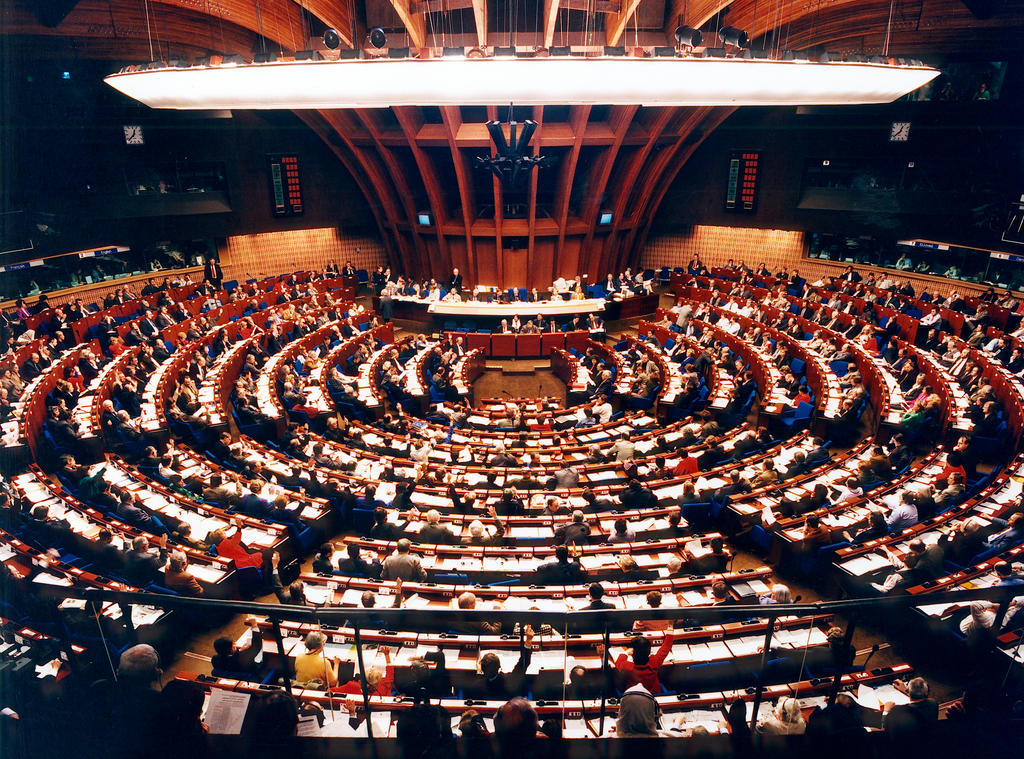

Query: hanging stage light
[323,28,341,50]
[674,26,703,49]
[369,27,387,49]
[719,26,749,48]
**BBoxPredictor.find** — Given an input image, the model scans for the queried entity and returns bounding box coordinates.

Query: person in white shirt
[832,477,863,504]
[920,307,942,328]
[575,363,593,389]
[593,398,613,424]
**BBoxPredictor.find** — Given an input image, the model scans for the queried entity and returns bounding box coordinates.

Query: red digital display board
[725,150,760,213]
[268,154,303,217]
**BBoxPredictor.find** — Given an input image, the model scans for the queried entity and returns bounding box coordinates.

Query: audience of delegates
[5,259,1024,755]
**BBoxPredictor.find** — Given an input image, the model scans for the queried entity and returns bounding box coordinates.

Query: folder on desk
[840,553,891,576]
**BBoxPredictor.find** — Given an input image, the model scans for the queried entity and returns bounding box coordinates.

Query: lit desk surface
[421,298,606,316]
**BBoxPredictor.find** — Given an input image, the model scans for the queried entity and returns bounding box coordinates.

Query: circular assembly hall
[2,2,1024,759]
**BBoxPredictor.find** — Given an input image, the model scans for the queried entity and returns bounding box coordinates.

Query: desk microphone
[860,643,881,670]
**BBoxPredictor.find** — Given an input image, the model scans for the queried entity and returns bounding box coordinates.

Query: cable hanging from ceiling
[884,0,898,56]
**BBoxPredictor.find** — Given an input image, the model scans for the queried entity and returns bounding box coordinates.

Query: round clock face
[123,125,144,145]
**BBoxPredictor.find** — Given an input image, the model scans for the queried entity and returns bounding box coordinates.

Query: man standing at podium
[448,267,463,294]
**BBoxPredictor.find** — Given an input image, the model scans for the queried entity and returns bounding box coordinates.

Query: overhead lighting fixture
[323,28,341,50]
[476,111,548,187]
[674,25,702,49]
[103,58,940,109]
[369,27,387,49]
[719,26,749,49]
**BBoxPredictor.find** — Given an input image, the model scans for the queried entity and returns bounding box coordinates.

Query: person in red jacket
[598,633,675,694]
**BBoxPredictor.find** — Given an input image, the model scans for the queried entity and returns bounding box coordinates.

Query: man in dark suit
[882,677,938,738]
[553,511,591,545]
[123,535,167,587]
[204,257,224,289]
[537,545,587,583]
[211,616,263,675]
[138,310,160,338]
[337,544,382,578]
[805,437,831,466]
[447,268,463,293]
[202,473,241,508]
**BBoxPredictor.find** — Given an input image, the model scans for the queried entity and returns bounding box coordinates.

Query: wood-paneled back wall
[218,228,387,283]
[641,226,809,274]
[641,225,999,299]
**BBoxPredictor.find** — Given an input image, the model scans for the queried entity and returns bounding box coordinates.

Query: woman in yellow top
[293,631,340,687]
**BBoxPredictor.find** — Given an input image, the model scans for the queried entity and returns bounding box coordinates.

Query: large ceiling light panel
[105,58,939,109]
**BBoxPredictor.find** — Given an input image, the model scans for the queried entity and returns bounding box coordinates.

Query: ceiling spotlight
[369,27,387,49]
[323,28,341,50]
[719,26,749,49]
[674,25,702,49]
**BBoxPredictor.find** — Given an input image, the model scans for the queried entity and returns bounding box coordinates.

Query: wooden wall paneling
[394,106,451,283]
[475,238,498,284]
[487,105,505,288]
[505,248,529,287]
[319,109,413,276]
[627,107,734,270]
[217,227,387,282]
[553,105,592,281]
[606,107,676,266]
[351,109,430,278]
[533,238,557,291]
[581,105,639,282]
[561,235,584,282]
[440,106,479,286]
[526,106,543,290]
[297,110,395,268]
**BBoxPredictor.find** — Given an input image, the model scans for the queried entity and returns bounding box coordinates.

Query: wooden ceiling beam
[386,0,427,49]
[542,0,561,49]
[300,0,355,48]
[409,0,474,14]
[605,0,644,46]
[663,0,734,36]
[471,0,488,48]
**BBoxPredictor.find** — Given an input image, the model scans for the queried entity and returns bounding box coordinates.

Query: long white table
[421,298,606,316]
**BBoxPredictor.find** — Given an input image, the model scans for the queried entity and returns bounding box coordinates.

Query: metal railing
[31,583,1024,744]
